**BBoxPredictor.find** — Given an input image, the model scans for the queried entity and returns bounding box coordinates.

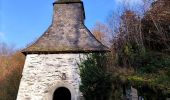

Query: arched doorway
[53,87,71,100]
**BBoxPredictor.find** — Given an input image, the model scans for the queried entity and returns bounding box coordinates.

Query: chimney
[52,0,85,27]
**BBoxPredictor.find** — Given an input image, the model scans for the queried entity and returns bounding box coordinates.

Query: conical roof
[22,1,109,54]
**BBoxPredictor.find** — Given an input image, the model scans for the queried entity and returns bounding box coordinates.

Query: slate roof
[22,1,109,54]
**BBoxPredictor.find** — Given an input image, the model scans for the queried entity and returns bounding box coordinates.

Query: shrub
[79,53,112,100]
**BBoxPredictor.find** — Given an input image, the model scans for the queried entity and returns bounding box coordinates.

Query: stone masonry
[17,54,84,100]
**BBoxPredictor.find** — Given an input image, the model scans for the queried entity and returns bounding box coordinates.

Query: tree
[0,42,25,100]
[111,10,144,68]
[105,0,170,99]
[142,0,170,53]
[79,53,113,100]
[92,22,110,46]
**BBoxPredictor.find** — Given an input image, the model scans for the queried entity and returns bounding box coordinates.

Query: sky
[0,0,143,49]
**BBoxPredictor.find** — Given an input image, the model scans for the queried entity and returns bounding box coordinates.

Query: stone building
[17,0,108,100]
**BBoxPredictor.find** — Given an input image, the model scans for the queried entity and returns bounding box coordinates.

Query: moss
[126,70,170,97]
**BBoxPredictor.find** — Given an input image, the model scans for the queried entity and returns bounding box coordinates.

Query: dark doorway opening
[53,87,71,100]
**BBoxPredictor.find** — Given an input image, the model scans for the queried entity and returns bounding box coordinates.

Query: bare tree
[92,22,111,46]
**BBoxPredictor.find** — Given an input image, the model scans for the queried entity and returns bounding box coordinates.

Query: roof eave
[22,49,111,55]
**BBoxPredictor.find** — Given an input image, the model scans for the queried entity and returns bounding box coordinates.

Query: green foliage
[137,52,170,73]
[112,7,170,99]
[117,40,170,97]
[110,76,125,100]
[117,42,145,68]
[79,53,113,100]
[127,72,170,99]
[118,41,170,74]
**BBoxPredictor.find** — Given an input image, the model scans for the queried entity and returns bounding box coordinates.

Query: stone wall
[17,54,85,100]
